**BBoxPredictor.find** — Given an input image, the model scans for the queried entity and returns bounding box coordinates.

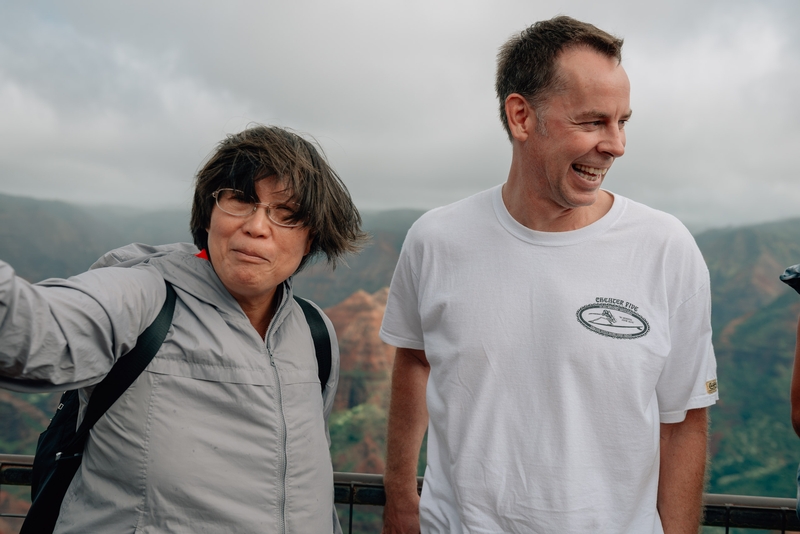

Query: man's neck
[501,177,614,232]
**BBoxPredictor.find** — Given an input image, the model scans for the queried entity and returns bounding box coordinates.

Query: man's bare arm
[382,347,430,534]
[790,316,800,437]
[658,407,708,534]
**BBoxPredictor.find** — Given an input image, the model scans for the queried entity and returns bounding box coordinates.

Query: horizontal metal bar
[4,456,800,530]
[704,505,800,530]
[333,471,422,488]
[1,466,32,486]
[704,493,798,509]
[0,454,33,465]
[0,455,34,487]
[333,472,421,507]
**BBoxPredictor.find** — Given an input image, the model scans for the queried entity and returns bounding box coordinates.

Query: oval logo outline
[576,303,650,340]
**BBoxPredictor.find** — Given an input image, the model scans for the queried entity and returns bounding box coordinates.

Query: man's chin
[564,191,602,208]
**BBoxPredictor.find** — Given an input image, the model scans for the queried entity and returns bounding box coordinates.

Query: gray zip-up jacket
[0,243,342,533]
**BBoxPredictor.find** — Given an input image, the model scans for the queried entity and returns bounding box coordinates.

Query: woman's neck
[238,284,282,340]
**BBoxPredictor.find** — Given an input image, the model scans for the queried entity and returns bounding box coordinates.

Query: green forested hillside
[292,209,425,307]
[697,218,800,333]
[698,218,800,496]
[1,194,800,505]
[0,192,420,306]
[709,339,799,496]
[0,193,191,282]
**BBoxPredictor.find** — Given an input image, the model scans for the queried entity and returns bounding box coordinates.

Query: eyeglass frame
[211,188,304,228]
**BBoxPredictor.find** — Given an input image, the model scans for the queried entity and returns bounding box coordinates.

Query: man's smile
[572,164,609,182]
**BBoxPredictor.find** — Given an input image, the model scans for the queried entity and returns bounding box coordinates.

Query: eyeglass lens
[214,189,300,227]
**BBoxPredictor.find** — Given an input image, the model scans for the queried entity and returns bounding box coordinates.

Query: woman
[0,125,366,533]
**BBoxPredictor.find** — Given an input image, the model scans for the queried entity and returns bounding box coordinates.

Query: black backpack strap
[20,282,177,534]
[293,296,332,394]
[70,282,177,450]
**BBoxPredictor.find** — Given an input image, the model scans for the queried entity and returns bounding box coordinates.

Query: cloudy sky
[1,0,798,231]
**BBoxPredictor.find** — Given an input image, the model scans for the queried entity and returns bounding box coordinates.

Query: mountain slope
[293,209,424,308]
[0,193,191,282]
[706,287,800,496]
[1,194,800,505]
[695,218,800,334]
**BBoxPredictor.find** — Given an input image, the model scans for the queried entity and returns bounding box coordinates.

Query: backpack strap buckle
[54,451,83,463]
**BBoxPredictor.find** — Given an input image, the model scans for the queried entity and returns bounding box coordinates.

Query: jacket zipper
[266,291,289,534]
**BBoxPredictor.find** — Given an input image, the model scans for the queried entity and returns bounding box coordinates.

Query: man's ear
[505,93,536,142]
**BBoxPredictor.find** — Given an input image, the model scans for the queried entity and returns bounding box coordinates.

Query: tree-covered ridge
[1,194,799,504]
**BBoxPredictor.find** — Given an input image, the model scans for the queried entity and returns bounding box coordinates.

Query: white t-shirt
[380,185,718,534]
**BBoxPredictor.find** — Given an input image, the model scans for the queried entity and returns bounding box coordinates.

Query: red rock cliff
[325,287,395,412]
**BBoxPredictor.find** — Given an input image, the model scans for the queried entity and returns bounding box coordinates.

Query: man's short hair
[495,16,624,139]
[190,124,367,272]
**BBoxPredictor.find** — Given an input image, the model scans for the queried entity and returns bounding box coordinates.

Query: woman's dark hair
[190,125,367,272]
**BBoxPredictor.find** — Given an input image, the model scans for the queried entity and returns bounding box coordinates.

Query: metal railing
[3,454,799,533]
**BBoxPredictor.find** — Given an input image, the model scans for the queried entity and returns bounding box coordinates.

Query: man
[380,16,718,534]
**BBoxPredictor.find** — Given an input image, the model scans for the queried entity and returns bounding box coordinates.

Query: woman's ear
[303,232,314,256]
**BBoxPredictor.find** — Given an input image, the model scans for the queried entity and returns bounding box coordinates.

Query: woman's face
[206,178,312,309]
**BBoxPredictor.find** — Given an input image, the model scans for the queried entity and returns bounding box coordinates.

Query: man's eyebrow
[575,109,633,120]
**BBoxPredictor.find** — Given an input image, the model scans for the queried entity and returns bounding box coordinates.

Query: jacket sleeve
[0,260,166,392]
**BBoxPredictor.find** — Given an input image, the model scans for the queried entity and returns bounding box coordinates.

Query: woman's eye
[273,205,295,215]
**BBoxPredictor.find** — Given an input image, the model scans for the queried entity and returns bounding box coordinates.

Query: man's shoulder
[408,186,498,238]
[614,193,693,239]
[612,194,707,276]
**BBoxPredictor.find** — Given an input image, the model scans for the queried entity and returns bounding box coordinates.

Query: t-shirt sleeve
[656,279,718,423]
[380,232,425,351]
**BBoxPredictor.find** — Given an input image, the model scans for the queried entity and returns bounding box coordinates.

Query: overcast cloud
[0,0,797,231]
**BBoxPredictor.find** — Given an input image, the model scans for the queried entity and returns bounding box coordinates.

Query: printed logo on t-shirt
[576,298,650,339]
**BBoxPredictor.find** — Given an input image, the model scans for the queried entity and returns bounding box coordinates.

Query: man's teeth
[573,164,608,181]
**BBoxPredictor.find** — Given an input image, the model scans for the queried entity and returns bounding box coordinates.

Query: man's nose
[599,126,626,158]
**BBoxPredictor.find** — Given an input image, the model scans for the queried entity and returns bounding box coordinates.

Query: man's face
[524,47,631,211]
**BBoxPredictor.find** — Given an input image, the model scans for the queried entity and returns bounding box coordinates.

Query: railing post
[725,503,730,534]
[780,506,788,534]
[349,482,354,534]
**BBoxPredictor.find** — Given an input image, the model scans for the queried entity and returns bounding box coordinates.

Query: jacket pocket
[146,356,275,386]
